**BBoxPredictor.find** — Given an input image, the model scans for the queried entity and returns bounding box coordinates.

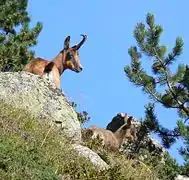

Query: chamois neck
[114,127,126,147]
[52,52,66,75]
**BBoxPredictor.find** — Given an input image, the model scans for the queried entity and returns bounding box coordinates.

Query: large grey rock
[72,144,109,170]
[175,175,189,180]
[0,71,81,142]
[0,71,110,170]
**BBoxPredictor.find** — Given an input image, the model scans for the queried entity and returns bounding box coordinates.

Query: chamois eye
[67,52,74,60]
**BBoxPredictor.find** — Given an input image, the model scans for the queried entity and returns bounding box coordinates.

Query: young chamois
[24,35,87,89]
[82,114,137,151]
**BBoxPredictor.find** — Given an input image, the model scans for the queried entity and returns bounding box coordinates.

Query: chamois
[24,35,87,89]
[82,114,137,151]
[115,115,137,144]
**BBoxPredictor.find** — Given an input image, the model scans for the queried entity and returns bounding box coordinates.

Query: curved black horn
[76,34,88,50]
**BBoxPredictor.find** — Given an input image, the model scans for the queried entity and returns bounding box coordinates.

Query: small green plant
[135,148,181,180]
[70,101,91,124]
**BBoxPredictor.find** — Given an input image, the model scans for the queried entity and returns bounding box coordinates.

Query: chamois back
[82,126,119,150]
[24,58,60,88]
[24,58,52,76]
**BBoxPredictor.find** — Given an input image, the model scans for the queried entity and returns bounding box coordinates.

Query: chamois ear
[127,116,133,125]
[64,36,70,50]
[118,112,126,118]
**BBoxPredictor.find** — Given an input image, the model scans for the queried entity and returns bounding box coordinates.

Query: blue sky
[28,1,189,164]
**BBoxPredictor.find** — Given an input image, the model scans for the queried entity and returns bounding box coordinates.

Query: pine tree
[0,0,42,72]
[124,13,189,163]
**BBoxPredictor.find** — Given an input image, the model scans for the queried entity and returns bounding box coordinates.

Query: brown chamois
[24,35,87,89]
[114,116,137,145]
[82,114,137,151]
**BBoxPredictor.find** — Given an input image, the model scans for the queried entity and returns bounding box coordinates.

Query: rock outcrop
[0,71,109,170]
[72,144,109,170]
[0,71,81,142]
[175,175,189,180]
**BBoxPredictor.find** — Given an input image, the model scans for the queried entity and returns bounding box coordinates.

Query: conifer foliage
[125,13,189,164]
[0,0,42,72]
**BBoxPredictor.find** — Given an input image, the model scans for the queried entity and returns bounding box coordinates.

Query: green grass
[0,102,160,180]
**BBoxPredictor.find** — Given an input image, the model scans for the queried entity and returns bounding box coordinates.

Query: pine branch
[164,37,184,66]
[136,72,162,103]
[153,49,189,118]
[0,0,42,71]
[135,71,182,109]
[184,117,189,124]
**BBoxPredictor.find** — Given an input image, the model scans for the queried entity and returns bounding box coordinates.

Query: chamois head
[62,34,87,73]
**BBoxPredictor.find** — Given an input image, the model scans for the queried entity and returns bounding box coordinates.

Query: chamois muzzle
[76,34,88,50]
[74,66,83,73]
